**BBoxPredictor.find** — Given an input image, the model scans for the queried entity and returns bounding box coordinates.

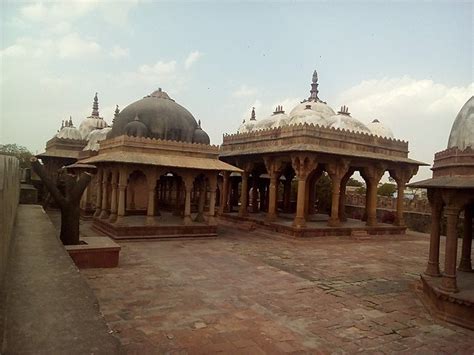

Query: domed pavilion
[409,96,474,329]
[219,70,425,237]
[79,89,240,239]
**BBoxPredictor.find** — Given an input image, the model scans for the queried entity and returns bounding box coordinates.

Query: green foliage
[377,183,397,197]
[315,173,332,213]
[0,144,33,168]
[347,178,363,187]
[356,186,366,194]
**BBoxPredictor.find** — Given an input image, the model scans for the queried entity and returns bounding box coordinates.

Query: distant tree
[347,178,363,187]
[31,157,92,245]
[315,173,332,213]
[0,144,33,168]
[378,183,397,197]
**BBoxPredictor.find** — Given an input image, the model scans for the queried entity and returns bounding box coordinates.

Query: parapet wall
[0,154,20,285]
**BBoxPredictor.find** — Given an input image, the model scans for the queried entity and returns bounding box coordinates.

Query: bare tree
[31,157,92,245]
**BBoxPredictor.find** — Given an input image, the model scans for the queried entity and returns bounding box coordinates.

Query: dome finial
[309,70,320,102]
[114,105,120,117]
[91,92,99,117]
[61,120,64,129]
[69,116,73,126]
[250,107,256,121]
[198,119,202,128]
[338,105,350,116]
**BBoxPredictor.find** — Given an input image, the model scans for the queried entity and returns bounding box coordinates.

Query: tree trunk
[60,204,81,245]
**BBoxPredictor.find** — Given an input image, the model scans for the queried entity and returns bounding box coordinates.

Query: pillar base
[366,218,377,227]
[292,216,306,228]
[458,259,473,272]
[194,213,205,223]
[93,209,101,218]
[441,275,458,293]
[146,216,156,225]
[207,216,217,226]
[184,215,193,225]
[266,213,277,222]
[238,209,248,218]
[425,262,441,277]
[327,218,341,227]
[394,219,406,227]
[108,213,117,223]
[99,210,109,219]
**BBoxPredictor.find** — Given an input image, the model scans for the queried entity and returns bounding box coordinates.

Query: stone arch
[126,169,148,213]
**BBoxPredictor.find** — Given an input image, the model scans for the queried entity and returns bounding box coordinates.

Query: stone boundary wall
[346,192,431,214]
[0,154,20,285]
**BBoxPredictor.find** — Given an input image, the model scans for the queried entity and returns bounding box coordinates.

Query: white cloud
[57,33,101,58]
[184,50,203,70]
[20,1,99,23]
[110,45,129,59]
[1,33,100,59]
[139,60,177,76]
[232,84,258,98]
[337,76,473,180]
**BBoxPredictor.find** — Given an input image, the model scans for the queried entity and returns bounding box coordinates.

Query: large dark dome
[108,88,202,143]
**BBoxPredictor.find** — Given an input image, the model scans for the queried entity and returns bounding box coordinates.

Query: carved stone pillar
[108,169,119,222]
[361,165,386,227]
[390,166,418,226]
[99,170,110,219]
[458,204,473,272]
[442,205,460,292]
[239,171,250,217]
[327,161,350,227]
[306,170,322,217]
[338,169,354,222]
[291,155,317,228]
[93,169,103,217]
[117,167,128,223]
[251,174,259,213]
[207,174,217,225]
[146,168,158,222]
[283,172,294,213]
[219,171,230,214]
[264,158,283,221]
[425,189,443,277]
[183,174,195,225]
[195,178,207,222]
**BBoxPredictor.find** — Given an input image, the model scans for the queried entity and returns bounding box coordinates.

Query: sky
[1,0,472,181]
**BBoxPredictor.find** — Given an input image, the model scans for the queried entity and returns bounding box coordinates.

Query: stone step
[351,230,371,240]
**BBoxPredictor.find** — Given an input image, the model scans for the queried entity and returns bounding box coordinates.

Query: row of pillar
[219,157,417,229]
[425,189,473,293]
[91,166,218,225]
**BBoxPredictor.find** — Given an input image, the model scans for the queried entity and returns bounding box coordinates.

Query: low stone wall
[0,154,20,285]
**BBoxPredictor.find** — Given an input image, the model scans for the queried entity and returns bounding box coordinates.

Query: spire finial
[250,107,256,121]
[198,119,202,128]
[114,104,120,116]
[91,92,99,117]
[69,116,73,126]
[61,120,64,129]
[309,69,320,102]
[338,105,350,115]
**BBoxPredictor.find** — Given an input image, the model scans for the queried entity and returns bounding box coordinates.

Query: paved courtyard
[78,219,474,354]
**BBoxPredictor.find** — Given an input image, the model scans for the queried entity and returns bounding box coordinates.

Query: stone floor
[74,216,474,354]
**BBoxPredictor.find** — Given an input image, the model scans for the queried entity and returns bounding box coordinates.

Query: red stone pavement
[79,220,474,354]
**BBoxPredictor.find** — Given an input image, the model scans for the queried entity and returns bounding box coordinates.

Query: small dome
[447,96,474,150]
[367,119,394,138]
[269,110,290,129]
[238,107,257,133]
[288,104,333,127]
[83,127,112,151]
[56,117,83,140]
[125,115,148,137]
[193,120,210,144]
[289,101,336,122]
[79,93,108,139]
[327,106,371,134]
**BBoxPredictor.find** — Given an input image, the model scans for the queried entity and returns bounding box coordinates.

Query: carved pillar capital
[291,154,317,180]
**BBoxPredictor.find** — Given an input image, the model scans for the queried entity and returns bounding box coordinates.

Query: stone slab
[65,236,121,268]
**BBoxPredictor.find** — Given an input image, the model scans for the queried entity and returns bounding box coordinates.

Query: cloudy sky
[1,0,472,180]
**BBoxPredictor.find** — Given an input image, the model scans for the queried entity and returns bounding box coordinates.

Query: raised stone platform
[93,213,217,240]
[419,273,474,330]
[65,236,121,268]
[220,212,406,237]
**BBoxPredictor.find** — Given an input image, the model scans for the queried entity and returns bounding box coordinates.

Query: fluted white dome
[447,96,474,150]
[57,125,83,140]
[367,119,394,138]
[79,116,108,139]
[327,106,371,134]
[288,104,333,127]
[83,127,112,151]
[269,111,289,129]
